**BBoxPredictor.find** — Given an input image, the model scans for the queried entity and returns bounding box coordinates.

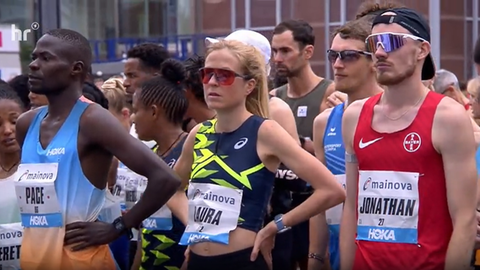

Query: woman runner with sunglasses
[187,34,302,270]
[341,8,477,270]
[168,40,345,270]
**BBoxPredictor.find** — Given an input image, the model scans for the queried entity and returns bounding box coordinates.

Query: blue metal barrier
[89,34,218,63]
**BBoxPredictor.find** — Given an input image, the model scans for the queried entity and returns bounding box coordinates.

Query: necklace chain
[157,132,185,158]
[381,91,427,121]
[0,159,19,173]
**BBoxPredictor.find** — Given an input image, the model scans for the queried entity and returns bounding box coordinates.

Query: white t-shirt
[0,174,21,224]
[129,123,156,149]
[128,124,155,241]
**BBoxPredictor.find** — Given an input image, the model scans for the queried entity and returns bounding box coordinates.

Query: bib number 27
[378,218,385,226]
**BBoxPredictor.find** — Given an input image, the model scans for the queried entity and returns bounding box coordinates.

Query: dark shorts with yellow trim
[140,216,187,270]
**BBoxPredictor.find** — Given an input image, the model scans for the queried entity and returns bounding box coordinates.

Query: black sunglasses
[327,49,372,63]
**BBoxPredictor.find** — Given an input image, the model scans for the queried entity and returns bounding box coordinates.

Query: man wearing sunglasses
[310,17,385,270]
[341,7,477,270]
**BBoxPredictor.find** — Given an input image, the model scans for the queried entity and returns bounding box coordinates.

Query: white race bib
[124,172,147,211]
[0,223,22,270]
[297,106,308,117]
[179,183,243,246]
[99,190,122,223]
[126,172,173,231]
[356,170,419,244]
[113,168,130,211]
[142,205,173,230]
[326,174,346,234]
[14,163,63,228]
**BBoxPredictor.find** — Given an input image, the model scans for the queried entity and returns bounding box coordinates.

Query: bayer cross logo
[403,132,421,153]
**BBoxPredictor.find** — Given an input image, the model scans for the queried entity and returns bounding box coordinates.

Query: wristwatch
[112,216,133,239]
[274,214,291,233]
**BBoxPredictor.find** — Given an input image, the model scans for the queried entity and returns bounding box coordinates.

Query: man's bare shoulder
[343,98,368,120]
[313,107,333,141]
[268,96,288,111]
[314,107,333,127]
[434,96,472,130]
[17,107,43,130]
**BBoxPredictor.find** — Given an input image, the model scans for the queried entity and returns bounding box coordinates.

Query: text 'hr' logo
[11,22,39,41]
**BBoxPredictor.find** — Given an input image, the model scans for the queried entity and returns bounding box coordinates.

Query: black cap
[372,8,435,81]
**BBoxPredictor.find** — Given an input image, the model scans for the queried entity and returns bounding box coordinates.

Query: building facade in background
[0,0,479,81]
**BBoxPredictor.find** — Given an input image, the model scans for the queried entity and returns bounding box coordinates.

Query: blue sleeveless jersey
[323,103,346,175]
[21,100,105,224]
[323,103,345,270]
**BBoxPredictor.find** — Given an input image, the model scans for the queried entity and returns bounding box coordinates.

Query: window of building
[465,0,480,79]
[0,0,39,76]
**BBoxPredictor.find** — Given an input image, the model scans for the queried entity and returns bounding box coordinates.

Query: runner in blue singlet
[17,29,180,270]
[310,16,384,270]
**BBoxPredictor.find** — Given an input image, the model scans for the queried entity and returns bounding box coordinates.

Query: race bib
[113,168,130,212]
[14,163,63,228]
[99,190,122,223]
[142,205,172,230]
[179,183,243,246]
[124,172,147,211]
[356,170,419,244]
[126,172,173,230]
[0,223,22,270]
[326,174,346,234]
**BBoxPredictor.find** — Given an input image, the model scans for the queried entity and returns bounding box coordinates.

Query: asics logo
[358,137,383,149]
[234,137,248,150]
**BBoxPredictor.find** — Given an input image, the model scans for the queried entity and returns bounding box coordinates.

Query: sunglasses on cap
[327,49,372,63]
[365,32,426,54]
[199,68,252,86]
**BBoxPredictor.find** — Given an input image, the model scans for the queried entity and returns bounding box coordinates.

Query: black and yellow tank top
[190,115,275,232]
[141,136,187,270]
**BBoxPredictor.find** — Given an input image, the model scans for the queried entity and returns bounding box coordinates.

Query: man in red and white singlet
[340,7,477,270]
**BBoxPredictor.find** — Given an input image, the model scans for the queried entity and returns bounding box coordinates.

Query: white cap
[206,29,271,75]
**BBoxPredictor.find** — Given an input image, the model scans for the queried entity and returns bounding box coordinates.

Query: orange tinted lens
[199,68,236,85]
[214,69,236,85]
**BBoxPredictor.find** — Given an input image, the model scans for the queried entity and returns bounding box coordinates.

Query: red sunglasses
[199,67,252,86]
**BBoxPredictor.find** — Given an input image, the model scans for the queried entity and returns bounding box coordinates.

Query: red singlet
[352,91,451,270]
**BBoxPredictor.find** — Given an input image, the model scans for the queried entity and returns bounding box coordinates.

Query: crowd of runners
[1,1,480,270]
